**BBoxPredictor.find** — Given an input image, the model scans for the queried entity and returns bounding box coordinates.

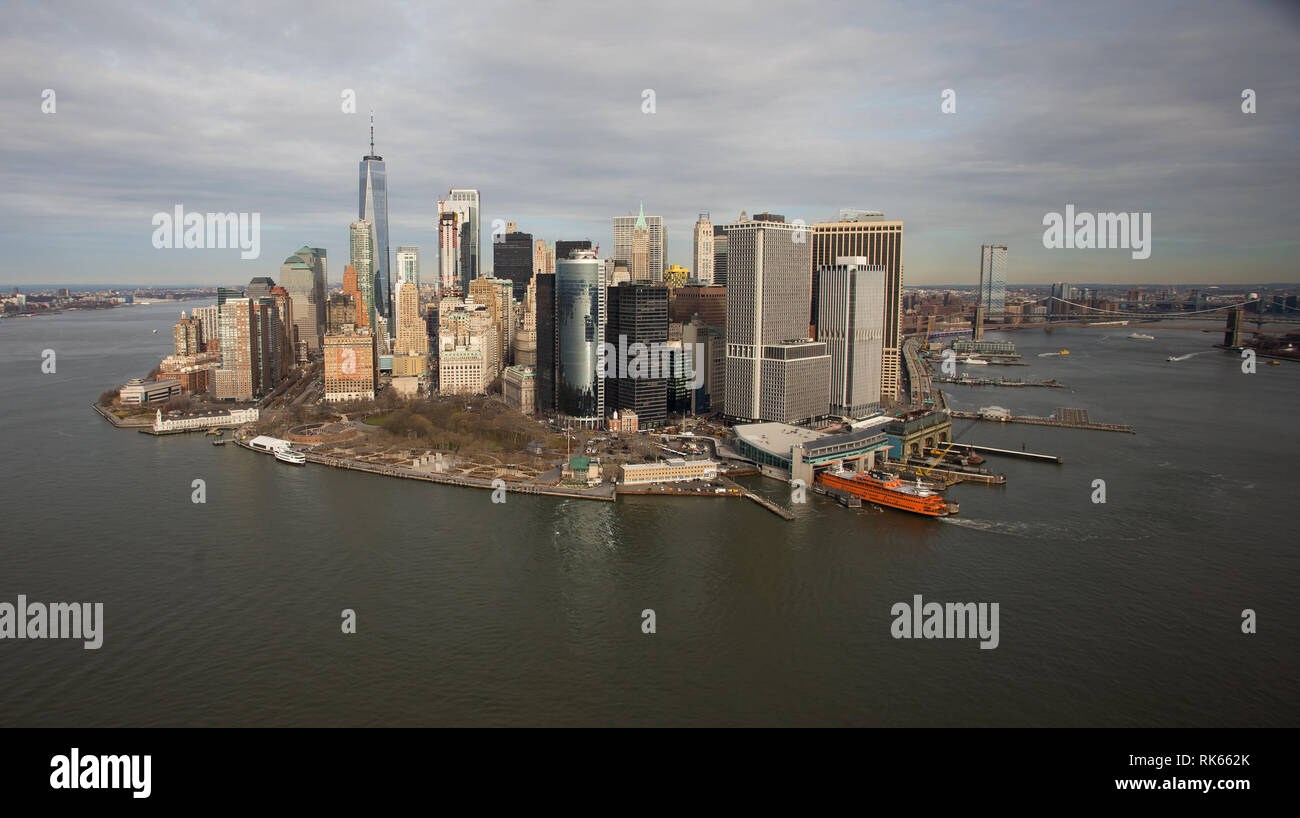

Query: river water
[1,303,1296,726]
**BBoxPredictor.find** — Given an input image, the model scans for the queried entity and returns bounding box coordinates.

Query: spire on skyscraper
[635,201,648,230]
[369,110,375,156]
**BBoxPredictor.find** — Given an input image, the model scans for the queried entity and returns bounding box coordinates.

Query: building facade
[323,327,377,402]
[818,257,886,418]
[555,250,606,425]
[606,283,669,427]
[693,213,714,285]
[613,203,665,283]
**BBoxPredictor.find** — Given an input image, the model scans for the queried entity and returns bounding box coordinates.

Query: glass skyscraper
[359,119,392,330]
[555,250,606,424]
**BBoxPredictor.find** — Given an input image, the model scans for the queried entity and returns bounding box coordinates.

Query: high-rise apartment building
[613,203,665,282]
[394,281,428,357]
[396,246,420,288]
[278,247,326,359]
[437,210,461,292]
[723,219,830,424]
[359,117,392,326]
[693,213,714,285]
[468,277,514,374]
[173,313,203,355]
[492,229,534,301]
[191,306,219,352]
[213,297,256,400]
[555,250,606,425]
[818,257,886,419]
[812,213,903,403]
[606,283,669,427]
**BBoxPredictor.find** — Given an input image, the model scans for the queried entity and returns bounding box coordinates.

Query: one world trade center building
[359,116,392,332]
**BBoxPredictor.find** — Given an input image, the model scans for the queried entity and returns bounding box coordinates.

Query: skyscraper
[213,297,255,400]
[492,228,534,301]
[448,189,480,286]
[516,275,538,368]
[358,115,392,327]
[812,213,903,403]
[555,239,591,263]
[533,239,554,277]
[613,203,665,282]
[724,219,831,424]
[535,272,557,412]
[349,220,377,332]
[279,246,327,358]
[606,283,669,427]
[437,210,460,292]
[631,215,650,281]
[978,244,1008,319]
[693,213,714,285]
[396,246,420,288]
[554,250,606,425]
[712,226,729,288]
[818,257,886,418]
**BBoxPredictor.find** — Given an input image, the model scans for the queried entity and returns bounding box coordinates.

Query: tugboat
[816,468,958,517]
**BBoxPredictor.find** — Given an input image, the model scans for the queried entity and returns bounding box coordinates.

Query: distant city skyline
[2,1,1297,287]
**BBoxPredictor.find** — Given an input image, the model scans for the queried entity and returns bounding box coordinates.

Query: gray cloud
[1,0,1296,286]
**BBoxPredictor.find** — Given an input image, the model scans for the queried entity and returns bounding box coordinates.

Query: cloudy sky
[3,0,1297,287]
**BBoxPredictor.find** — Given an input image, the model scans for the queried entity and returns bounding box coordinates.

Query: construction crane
[920,442,958,477]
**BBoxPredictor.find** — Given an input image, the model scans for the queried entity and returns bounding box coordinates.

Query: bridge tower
[1223,306,1243,348]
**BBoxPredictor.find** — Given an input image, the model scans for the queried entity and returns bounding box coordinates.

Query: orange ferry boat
[816,469,958,517]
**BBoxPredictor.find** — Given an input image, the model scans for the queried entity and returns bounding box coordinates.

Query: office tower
[173,313,203,355]
[396,246,420,288]
[682,317,725,414]
[341,264,366,328]
[350,220,377,331]
[515,275,538,367]
[492,228,534,301]
[671,284,726,327]
[269,285,295,377]
[712,226,729,288]
[535,272,557,412]
[246,276,275,301]
[693,214,714,285]
[664,265,690,289]
[1050,281,1071,302]
[445,189,480,287]
[436,300,495,395]
[213,298,255,400]
[191,305,219,352]
[323,327,377,402]
[630,214,650,281]
[812,212,903,402]
[437,210,461,291]
[359,116,392,326]
[818,257,886,418]
[279,246,327,358]
[613,203,665,282]
[554,250,606,424]
[606,283,669,426]
[978,245,1007,319]
[723,219,830,424]
[533,239,554,277]
[555,239,591,263]
[469,277,513,375]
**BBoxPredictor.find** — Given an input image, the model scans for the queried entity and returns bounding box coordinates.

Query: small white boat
[963,358,989,365]
[275,449,306,466]
[1128,332,1155,341]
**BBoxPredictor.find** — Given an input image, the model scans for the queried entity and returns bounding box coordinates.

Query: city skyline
[3,1,1297,287]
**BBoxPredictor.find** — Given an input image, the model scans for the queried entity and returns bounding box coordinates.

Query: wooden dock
[743,492,796,520]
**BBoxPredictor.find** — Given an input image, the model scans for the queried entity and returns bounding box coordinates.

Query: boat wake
[938,516,1154,542]
[1167,351,1211,362]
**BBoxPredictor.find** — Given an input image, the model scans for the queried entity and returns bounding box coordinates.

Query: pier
[957,443,1062,463]
[950,409,1135,434]
[743,492,796,520]
[935,376,1064,388]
